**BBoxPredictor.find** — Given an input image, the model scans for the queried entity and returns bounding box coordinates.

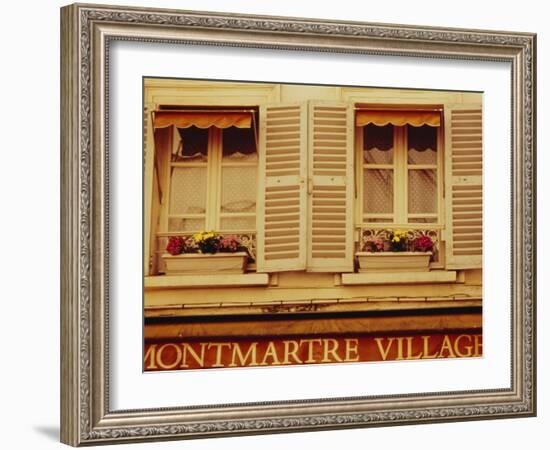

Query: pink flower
[364,237,385,252]
[218,235,241,253]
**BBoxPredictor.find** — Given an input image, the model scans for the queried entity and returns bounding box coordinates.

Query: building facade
[143,79,482,371]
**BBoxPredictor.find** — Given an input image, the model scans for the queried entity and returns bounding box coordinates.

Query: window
[357,116,442,226]
[160,110,258,235]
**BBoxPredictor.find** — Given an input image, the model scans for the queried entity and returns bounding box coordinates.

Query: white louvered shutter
[307,102,355,272]
[256,103,308,272]
[444,103,483,269]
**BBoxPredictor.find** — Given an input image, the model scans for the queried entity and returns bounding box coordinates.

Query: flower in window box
[166,236,186,256]
[163,232,248,275]
[166,236,197,255]
[218,235,242,253]
[356,229,434,273]
[363,237,385,253]
[389,229,409,252]
[413,234,434,253]
[192,231,221,254]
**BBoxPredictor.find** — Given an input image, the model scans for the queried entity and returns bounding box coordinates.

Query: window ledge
[145,273,269,289]
[341,270,457,285]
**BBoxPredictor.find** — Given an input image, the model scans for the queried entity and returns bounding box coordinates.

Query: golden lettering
[282,340,302,365]
[260,342,281,366]
[422,335,439,359]
[344,339,360,362]
[374,337,395,361]
[438,335,456,358]
[473,334,483,357]
[300,339,322,363]
[180,343,207,368]
[453,335,473,358]
[207,343,232,367]
[144,345,158,370]
[395,337,405,360]
[229,342,259,367]
[321,338,342,363]
[144,333,483,371]
[405,336,423,360]
[156,343,181,370]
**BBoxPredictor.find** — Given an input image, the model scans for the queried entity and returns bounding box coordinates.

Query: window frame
[354,120,445,230]
[162,123,258,235]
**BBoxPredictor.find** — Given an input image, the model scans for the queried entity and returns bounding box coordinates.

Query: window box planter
[162,252,248,275]
[356,251,432,273]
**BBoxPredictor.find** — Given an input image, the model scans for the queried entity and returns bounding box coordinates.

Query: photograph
[143,78,483,372]
[0,0,544,446]
[57,2,536,445]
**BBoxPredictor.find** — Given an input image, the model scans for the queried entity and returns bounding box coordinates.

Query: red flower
[414,235,434,252]
[166,236,185,255]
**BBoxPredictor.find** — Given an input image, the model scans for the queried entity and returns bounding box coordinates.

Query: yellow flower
[193,231,218,243]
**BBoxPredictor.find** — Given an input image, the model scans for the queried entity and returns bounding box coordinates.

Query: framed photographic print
[60,3,536,446]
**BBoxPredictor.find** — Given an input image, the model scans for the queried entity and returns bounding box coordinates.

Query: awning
[153,110,252,129]
[356,110,441,127]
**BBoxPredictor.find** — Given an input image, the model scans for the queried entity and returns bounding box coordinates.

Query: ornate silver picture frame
[60,3,536,446]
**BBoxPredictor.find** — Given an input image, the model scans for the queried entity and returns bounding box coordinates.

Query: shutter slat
[265,200,300,209]
[454,234,482,242]
[452,156,483,163]
[265,125,300,133]
[453,205,482,212]
[266,229,301,238]
[312,229,346,236]
[312,207,347,213]
[307,102,354,272]
[265,170,301,177]
[265,221,301,230]
[265,252,300,260]
[445,103,483,270]
[265,244,301,252]
[267,161,304,170]
[451,121,481,127]
[257,103,308,272]
[266,140,301,148]
[265,206,301,215]
[267,154,301,163]
[265,236,300,245]
[312,252,347,258]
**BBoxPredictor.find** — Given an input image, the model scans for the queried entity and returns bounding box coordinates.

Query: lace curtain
[363,124,437,152]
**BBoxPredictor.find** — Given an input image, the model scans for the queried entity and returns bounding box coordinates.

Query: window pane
[220,216,256,231]
[168,218,205,232]
[407,125,437,164]
[408,169,437,214]
[169,167,207,215]
[363,124,393,164]
[221,166,257,214]
[223,127,257,161]
[363,169,393,214]
[174,126,208,161]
